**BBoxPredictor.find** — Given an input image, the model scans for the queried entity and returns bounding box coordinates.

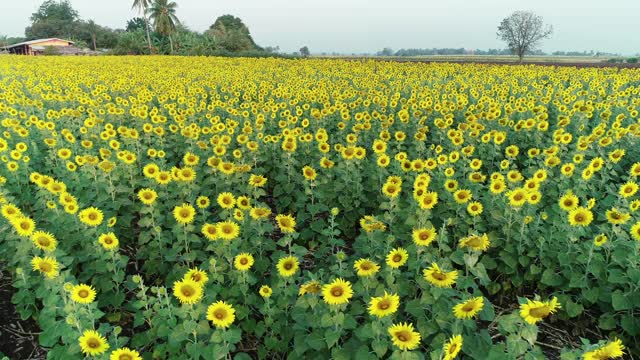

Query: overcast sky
[1,0,638,55]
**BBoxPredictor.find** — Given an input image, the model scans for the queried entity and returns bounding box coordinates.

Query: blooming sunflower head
[277,256,299,278]
[368,291,400,318]
[453,297,484,319]
[173,203,196,225]
[423,263,458,288]
[321,278,353,305]
[234,253,255,271]
[206,301,236,329]
[173,279,203,305]
[353,258,380,277]
[388,322,421,351]
[519,297,560,324]
[70,284,97,304]
[78,330,109,357]
[386,248,409,268]
[412,227,437,247]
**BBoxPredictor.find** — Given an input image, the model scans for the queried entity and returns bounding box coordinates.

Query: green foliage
[207,15,260,52]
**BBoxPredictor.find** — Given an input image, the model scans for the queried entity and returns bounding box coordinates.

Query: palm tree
[147,0,180,54]
[131,0,153,54]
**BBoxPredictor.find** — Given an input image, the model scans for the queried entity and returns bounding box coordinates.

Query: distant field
[315,54,638,67]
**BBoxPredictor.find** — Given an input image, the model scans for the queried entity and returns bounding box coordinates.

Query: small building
[3,38,75,55]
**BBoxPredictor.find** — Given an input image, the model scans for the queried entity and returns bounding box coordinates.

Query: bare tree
[497,11,553,63]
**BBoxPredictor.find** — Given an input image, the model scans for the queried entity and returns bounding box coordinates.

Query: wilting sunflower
[519,297,560,324]
[368,292,400,318]
[11,216,36,237]
[217,221,240,241]
[78,207,104,227]
[201,223,219,241]
[70,284,97,304]
[322,278,353,305]
[277,256,299,277]
[386,248,409,268]
[388,322,421,351]
[275,214,296,233]
[453,297,484,319]
[137,188,157,205]
[259,285,273,298]
[79,330,109,356]
[184,268,209,286]
[583,339,625,360]
[568,207,593,226]
[173,279,203,305]
[459,234,490,251]
[30,231,57,252]
[299,280,321,295]
[98,232,119,250]
[217,192,236,209]
[594,234,608,247]
[110,347,142,360]
[31,256,59,279]
[606,208,630,225]
[443,334,463,360]
[412,227,437,246]
[206,301,236,329]
[423,263,458,288]
[353,258,380,277]
[234,253,255,271]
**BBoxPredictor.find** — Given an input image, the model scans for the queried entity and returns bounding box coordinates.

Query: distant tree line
[377,48,621,57]
[3,0,284,57]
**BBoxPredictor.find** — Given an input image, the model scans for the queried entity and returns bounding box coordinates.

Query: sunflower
[110,347,142,360]
[382,182,401,198]
[559,191,579,211]
[196,196,210,209]
[98,232,119,250]
[11,216,36,237]
[259,285,273,298]
[206,301,236,329]
[30,231,57,252]
[302,165,317,181]
[217,221,240,241]
[489,180,506,194]
[519,297,560,324]
[444,179,458,192]
[453,189,472,204]
[453,297,484,319]
[1,204,22,219]
[386,248,409,268]
[619,181,638,198]
[459,234,490,251]
[631,163,640,177]
[354,258,380,277]
[507,188,528,207]
[605,208,630,225]
[31,256,59,279]
[173,279,203,305]
[236,196,251,210]
[466,201,483,216]
[412,227,437,246]
[388,322,421,351]
[275,214,296,233]
[568,207,593,227]
[277,256,299,277]
[322,278,353,305]
[234,253,255,271]
[173,203,196,225]
[78,207,104,227]
[249,207,271,220]
[299,280,322,295]
[79,330,109,356]
[583,339,625,360]
[184,268,209,286]
[368,292,400,318]
[70,284,97,304]
[443,334,463,360]
[217,192,236,209]
[594,234,608,247]
[248,174,267,187]
[630,222,640,241]
[418,192,438,210]
[423,263,458,288]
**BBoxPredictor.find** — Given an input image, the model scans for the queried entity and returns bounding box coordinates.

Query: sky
[1,0,638,55]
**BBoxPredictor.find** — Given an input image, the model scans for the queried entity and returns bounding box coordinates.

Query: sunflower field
[1,56,639,360]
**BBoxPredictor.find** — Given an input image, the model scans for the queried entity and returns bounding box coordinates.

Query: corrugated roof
[4,38,75,49]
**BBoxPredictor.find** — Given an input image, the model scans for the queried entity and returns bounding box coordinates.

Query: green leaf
[541,269,563,286]
[611,290,632,310]
[306,331,325,351]
[325,328,341,348]
[564,300,584,318]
